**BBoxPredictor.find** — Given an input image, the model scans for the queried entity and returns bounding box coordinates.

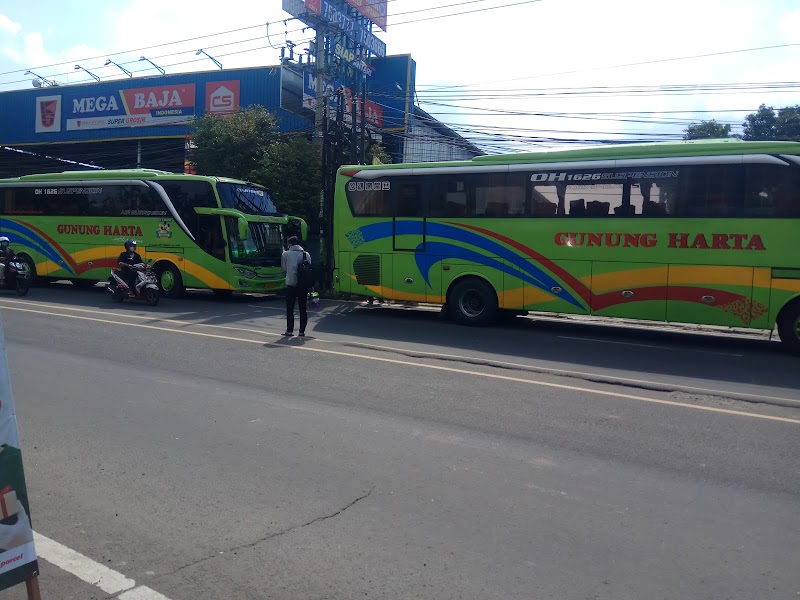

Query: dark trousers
[285,285,308,333]
[122,269,138,293]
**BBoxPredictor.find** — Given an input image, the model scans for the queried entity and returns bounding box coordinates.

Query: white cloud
[0,29,109,88]
[779,8,800,43]
[0,14,22,35]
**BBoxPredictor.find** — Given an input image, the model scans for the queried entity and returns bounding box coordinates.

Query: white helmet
[0,237,9,248]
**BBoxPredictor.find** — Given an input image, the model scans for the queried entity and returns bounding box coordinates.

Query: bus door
[391,179,428,302]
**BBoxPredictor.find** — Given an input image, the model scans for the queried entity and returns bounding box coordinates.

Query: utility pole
[314,25,333,287]
[360,75,367,164]
[314,27,326,142]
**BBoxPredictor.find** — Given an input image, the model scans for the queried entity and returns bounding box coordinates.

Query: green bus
[333,139,800,352]
[0,169,307,297]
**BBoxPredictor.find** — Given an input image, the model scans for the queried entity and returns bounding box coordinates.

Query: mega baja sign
[63,84,196,131]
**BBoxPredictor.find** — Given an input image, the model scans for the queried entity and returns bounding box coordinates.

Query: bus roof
[0,169,255,185]
[471,139,800,164]
[340,139,800,173]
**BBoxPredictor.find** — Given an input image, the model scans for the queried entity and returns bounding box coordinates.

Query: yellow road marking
[1,298,796,407]
[2,303,799,425]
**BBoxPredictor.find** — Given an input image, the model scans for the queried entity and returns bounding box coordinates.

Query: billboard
[284,0,386,57]
[344,0,388,31]
[0,323,38,592]
[368,54,415,132]
[62,83,195,131]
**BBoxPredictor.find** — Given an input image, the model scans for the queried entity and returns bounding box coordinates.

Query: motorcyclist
[0,237,14,283]
[117,240,143,295]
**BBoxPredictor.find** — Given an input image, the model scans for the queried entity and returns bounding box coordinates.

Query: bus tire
[17,254,38,287]
[156,262,184,299]
[448,277,498,326]
[776,299,800,355]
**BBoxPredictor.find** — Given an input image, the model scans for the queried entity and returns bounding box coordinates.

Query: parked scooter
[0,256,31,296]
[107,260,160,305]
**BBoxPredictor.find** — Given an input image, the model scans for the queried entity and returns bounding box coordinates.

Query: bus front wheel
[157,263,184,299]
[777,300,800,355]
[448,278,498,326]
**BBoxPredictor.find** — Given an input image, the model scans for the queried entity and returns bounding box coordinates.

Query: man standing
[281,236,311,337]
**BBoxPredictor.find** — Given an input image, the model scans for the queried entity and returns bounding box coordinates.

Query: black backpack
[296,252,314,289]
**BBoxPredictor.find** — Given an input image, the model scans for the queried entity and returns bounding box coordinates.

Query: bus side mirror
[237,217,249,240]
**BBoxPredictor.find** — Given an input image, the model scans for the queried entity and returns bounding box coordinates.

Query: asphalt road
[2,283,799,600]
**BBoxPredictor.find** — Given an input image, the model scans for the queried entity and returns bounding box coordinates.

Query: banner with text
[344,0,387,31]
[0,320,38,592]
[59,83,196,131]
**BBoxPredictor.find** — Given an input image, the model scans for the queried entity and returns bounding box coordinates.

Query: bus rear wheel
[448,278,498,326]
[777,300,800,355]
[157,263,184,299]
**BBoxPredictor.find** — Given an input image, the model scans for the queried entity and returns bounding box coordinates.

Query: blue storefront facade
[0,56,480,176]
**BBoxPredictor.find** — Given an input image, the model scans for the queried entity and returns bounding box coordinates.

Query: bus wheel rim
[459,290,484,318]
[161,270,174,291]
[795,315,800,341]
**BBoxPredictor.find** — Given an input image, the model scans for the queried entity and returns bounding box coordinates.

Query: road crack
[155,487,374,580]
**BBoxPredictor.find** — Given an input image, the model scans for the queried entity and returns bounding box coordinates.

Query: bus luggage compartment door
[666,265,754,327]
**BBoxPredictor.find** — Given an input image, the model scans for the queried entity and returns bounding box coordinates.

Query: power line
[0,22,272,78]
[419,40,800,91]
[391,0,543,26]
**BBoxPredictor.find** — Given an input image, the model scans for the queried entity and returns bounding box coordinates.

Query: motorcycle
[107,261,160,306]
[0,257,31,296]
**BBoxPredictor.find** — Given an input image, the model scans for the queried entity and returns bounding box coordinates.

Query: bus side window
[394,181,424,217]
[676,165,742,217]
[159,181,217,235]
[429,176,470,218]
[346,181,392,216]
[198,215,226,260]
[529,187,558,217]
[471,173,527,217]
[745,164,800,217]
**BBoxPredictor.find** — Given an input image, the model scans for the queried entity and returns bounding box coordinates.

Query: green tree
[683,119,731,140]
[367,143,392,165]
[742,104,800,141]
[189,106,278,181]
[256,136,322,228]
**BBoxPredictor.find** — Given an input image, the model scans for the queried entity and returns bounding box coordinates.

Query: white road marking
[33,531,174,598]
[1,298,795,407]
[33,531,135,594]
[3,303,800,426]
[118,585,173,599]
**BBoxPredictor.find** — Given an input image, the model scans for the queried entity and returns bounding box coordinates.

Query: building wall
[402,115,481,163]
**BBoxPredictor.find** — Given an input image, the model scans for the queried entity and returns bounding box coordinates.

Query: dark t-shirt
[118,251,143,267]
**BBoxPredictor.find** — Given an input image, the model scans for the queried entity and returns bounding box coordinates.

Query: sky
[1,0,799,153]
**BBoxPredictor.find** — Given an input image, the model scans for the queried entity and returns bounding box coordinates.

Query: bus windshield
[225,217,283,267]
[218,183,278,215]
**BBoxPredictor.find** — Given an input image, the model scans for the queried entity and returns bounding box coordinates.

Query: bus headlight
[234,267,257,278]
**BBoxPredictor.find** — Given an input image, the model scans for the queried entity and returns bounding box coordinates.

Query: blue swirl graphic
[353,221,582,308]
[0,219,70,271]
